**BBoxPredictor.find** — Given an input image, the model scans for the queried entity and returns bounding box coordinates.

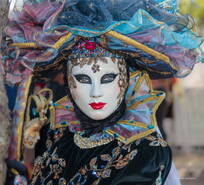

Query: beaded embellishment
[74,133,114,149]
[68,40,122,59]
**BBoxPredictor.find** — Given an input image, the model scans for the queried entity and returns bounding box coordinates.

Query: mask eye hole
[101,73,118,84]
[74,74,92,84]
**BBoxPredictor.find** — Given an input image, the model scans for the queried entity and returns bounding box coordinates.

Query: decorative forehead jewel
[68,39,123,59]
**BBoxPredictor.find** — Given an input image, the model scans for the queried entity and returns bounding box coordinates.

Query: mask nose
[90,81,103,98]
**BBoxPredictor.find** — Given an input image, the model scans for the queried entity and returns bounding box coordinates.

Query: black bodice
[32,126,172,185]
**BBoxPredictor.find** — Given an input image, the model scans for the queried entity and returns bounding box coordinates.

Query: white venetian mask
[68,57,128,120]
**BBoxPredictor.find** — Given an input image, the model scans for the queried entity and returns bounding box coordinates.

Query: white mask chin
[68,57,128,120]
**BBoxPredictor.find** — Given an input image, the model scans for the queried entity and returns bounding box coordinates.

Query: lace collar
[50,71,164,144]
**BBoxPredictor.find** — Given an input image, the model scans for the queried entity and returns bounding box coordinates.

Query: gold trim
[106,71,165,144]
[141,65,173,75]
[50,96,74,129]
[128,71,153,103]
[74,133,114,149]
[130,71,141,79]
[50,120,79,129]
[54,122,69,129]
[127,92,165,110]
[11,168,19,175]
[9,30,176,74]
[123,129,156,144]
[53,32,72,49]
[69,121,79,125]
[127,71,142,102]
[54,96,74,111]
[9,32,72,49]
[106,30,176,70]
[117,121,148,129]
[10,43,38,48]
[52,104,74,111]
[55,96,69,104]
[105,129,126,141]
[152,90,166,112]
[133,73,145,93]
[144,72,153,91]
[17,74,33,160]
[123,91,164,144]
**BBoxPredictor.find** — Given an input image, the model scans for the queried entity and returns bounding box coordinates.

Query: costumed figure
[1,0,204,185]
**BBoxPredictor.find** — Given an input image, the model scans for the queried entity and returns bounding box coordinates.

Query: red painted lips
[89,102,106,110]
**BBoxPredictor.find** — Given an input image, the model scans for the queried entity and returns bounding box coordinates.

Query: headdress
[1,0,204,84]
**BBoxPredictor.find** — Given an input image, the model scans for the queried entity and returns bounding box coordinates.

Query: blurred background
[154,1,204,184]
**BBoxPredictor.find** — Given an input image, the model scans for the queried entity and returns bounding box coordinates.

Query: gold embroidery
[114,149,138,169]
[145,134,167,147]
[31,152,48,185]
[50,163,63,179]
[70,141,138,185]
[74,133,114,149]
[32,130,142,184]
[31,147,66,184]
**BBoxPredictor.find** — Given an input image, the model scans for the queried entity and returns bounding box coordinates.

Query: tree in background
[179,0,204,34]
[0,0,11,183]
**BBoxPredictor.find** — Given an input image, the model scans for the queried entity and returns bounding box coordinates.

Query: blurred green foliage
[180,0,204,26]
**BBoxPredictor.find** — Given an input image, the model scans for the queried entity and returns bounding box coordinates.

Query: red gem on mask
[84,41,96,51]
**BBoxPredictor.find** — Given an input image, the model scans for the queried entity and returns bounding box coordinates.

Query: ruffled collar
[50,71,164,144]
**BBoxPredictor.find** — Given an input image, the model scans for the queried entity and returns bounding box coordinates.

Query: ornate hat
[1,0,204,84]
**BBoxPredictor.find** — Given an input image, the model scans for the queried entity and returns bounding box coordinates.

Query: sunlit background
[159,1,204,185]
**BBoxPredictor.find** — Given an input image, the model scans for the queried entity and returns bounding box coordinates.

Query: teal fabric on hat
[2,0,204,84]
